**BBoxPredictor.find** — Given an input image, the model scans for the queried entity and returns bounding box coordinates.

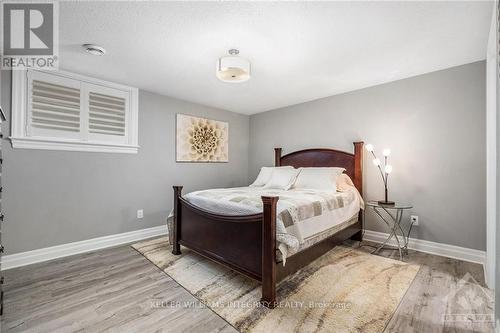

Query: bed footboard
[170,143,364,309]
[261,196,278,308]
[171,186,278,306]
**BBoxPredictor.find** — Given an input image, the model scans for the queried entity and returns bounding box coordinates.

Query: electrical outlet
[410,215,419,226]
[137,209,144,219]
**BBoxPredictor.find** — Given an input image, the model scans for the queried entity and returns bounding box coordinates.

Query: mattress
[276,214,359,262]
[182,186,362,263]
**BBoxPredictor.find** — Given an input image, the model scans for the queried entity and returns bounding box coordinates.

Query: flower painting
[176,114,228,162]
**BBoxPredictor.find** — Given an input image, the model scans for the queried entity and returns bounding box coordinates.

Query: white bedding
[181,185,362,263]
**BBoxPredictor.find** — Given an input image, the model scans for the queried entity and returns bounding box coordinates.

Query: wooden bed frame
[171,142,364,307]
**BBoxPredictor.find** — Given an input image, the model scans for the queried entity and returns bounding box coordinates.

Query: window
[11,69,139,153]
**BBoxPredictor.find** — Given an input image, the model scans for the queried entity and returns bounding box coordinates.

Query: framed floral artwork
[176,114,229,162]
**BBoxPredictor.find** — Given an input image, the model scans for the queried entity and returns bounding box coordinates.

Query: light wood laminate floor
[1,239,493,333]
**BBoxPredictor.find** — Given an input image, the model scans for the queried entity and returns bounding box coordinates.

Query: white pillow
[264,168,300,190]
[293,167,346,190]
[250,166,293,187]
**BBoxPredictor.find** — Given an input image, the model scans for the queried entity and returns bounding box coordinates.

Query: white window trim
[11,69,139,154]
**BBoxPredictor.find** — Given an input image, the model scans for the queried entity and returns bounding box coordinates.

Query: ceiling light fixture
[82,44,106,56]
[216,49,251,83]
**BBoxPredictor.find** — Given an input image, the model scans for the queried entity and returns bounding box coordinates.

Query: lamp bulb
[365,144,374,152]
[385,165,393,174]
[373,158,381,166]
[382,148,391,157]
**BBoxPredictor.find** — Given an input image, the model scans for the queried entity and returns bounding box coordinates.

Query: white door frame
[486,3,497,289]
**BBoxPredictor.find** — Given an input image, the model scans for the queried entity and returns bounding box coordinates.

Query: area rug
[132,237,420,333]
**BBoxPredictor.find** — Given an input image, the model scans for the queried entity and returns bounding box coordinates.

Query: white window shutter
[28,71,82,139]
[11,69,139,153]
[89,92,126,136]
[86,83,129,144]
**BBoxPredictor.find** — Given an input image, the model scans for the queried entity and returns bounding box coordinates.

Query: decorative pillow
[264,168,300,190]
[250,166,293,187]
[292,167,346,190]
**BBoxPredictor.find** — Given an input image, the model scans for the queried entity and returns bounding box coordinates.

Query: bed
[171,142,364,307]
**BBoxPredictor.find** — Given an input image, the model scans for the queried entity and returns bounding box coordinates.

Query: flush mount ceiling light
[216,49,251,83]
[82,44,106,56]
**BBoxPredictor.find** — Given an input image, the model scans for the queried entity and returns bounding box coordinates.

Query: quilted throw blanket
[180,185,363,262]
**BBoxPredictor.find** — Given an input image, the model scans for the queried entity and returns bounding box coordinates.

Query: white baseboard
[363,230,486,265]
[1,226,485,271]
[2,225,167,270]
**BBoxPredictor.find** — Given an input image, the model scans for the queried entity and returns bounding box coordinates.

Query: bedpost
[274,148,282,167]
[353,142,364,195]
[172,186,183,255]
[352,142,364,242]
[261,196,278,308]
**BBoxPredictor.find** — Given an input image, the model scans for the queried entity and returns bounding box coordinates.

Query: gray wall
[496,88,499,333]
[1,70,250,255]
[249,61,486,251]
[496,73,500,327]
[0,61,487,255]
[495,14,500,326]
[496,103,500,326]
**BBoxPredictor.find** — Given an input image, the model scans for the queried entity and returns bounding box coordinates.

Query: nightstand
[365,201,414,260]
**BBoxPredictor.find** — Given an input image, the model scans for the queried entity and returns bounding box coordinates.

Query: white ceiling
[60,1,492,115]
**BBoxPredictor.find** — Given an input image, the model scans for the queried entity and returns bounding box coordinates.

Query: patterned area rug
[132,237,420,333]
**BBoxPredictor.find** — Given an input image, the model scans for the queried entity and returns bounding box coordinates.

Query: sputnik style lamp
[366,144,394,205]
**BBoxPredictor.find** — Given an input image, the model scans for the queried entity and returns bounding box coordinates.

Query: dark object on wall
[0,112,4,317]
[0,106,6,122]
[171,142,364,307]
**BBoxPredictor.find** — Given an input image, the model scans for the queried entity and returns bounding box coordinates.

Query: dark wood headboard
[274,142,364,194]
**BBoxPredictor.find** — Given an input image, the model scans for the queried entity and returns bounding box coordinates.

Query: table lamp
[365,144,394,205]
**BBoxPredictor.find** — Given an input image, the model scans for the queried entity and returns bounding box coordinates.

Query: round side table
[365,201,413,260]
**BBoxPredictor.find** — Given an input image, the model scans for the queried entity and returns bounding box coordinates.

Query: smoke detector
[82,44,106,56]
